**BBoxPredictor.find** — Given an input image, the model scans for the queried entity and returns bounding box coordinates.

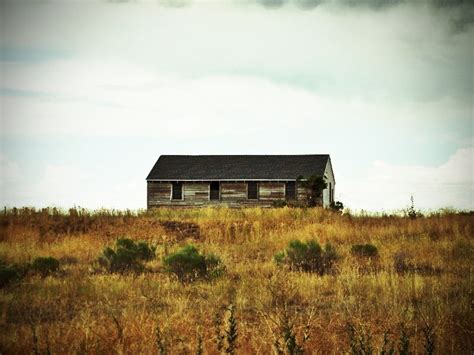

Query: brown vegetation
[0,207,472,353]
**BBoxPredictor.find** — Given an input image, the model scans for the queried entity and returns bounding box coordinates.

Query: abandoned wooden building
[146,155,335,208]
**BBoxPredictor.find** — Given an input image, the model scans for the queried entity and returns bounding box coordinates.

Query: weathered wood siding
[258,182,285,201]
[184,183,209,201]
[297,183,310,202]
[147,180,322,208]
[322,158,336,207]
[221,183,247,201]
[147,182,171,208]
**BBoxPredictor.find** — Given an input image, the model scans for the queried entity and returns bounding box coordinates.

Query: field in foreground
[0,207,472,354]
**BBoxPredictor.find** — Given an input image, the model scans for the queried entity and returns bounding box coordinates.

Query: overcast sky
[0,0,473,211]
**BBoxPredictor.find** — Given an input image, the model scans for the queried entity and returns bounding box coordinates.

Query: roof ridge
[160,154,330,157]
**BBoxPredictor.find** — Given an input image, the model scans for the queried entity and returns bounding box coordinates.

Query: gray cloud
[257,0,288,9]
[137,0,474,32]
[294,0,325,9]
[245,0,404,9]
[98,0,474,31]
[431,0,470,7]
[430,0,474,33]
[106,0,192,6]
[252,0,474,33]
[0,46,71,63]
[335,0,405,10]
[251,0,474,11]
[157,0,192,7]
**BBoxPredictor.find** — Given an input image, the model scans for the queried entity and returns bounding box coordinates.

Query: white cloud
[1,1,471,101]
[1,59,470,144]
[0,154,21,181]
[27,165,95,207]
[338,147,474,211]
[0,155,21,206]
[1,1,472,211]
[43,164,93,184]
[369,146,472,185]
[29,164,143,209]
[0,161,145,209]
[1,148,472,211]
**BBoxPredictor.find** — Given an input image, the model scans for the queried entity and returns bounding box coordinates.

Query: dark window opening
[210,182,220,200]
[329,182,332,204]
[172,182,183,200]
[248,181,258,200]
[285,181,296,200]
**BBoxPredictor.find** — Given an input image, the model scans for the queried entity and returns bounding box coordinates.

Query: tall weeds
[0,207,472,353]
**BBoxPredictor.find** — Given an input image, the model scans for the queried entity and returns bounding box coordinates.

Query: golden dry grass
[0,207,472,354]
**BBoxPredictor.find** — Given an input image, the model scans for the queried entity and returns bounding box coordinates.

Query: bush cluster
[30,257,60,277]
[0,260,22,288]
[163,244,225,282]
[96,239,225,282]
[297,175,327,207]
[330,201,344,213]
[98,238,156,273]
[1,256,61,288]
[351,244,378,258]
[272,200,288,208]
[275,239,338,275]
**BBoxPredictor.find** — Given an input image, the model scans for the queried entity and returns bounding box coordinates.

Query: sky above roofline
[1,0,472,211]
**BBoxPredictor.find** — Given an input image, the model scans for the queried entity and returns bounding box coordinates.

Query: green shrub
[0,260,21,288]
[97,238,156,273]
[163,244,225,282]
[351,244,378,257]
[274,251,286,264]
[275,239,338,275]
[30,257,60,277]
[272,200,288,208]
[0,265,18,288]
[330,201,344,213]
[297,175,327,207]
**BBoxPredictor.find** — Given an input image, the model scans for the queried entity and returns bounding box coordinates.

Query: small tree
[406,195,424,219]
[297,175,327,207]
[408,195,417,219]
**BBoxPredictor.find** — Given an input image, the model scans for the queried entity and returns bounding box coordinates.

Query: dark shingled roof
[146,155,330,181]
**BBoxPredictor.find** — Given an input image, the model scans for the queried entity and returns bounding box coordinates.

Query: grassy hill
[0,207,472,353]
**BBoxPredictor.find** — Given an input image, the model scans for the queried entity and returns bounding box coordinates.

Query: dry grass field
[0,207,472,354]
